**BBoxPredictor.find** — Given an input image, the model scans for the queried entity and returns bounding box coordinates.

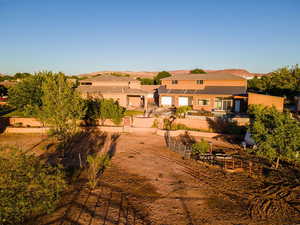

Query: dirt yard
[2,132,296,225]
[30,132,292,225]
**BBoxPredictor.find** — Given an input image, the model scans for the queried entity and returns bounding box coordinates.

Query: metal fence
[165,133,263,178]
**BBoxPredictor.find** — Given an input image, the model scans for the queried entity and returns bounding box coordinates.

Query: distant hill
[77,69,267,79]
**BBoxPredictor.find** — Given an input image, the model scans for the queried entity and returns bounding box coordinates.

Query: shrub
[0,147,66,225]
[192,139,210,156]
[87,154,110,189]
[151,119,160,128]
[124,110,144,117]
[163,118,172,130]
[175,106,192,118]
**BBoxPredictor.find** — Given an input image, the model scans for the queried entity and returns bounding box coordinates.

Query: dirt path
[37,132,278,225]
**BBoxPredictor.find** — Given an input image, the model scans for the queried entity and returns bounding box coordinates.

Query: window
[172,80,178,84]
[80,82,92,85]
[196,80,204,84]
[198,99,210,106]
[214,97,233,111]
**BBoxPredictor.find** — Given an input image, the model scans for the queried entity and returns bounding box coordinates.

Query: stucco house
[77,75,150,110]
[158,72,285,113]
[158,72,248,113]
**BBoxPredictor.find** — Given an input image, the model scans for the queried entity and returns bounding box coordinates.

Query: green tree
[248,105,300,168]
[154,71,171,84]
[0,75,14,82]
[190,68,207,74]
[98,99,125,125]
[39,72,86,140]
[7,72,47,115]
[137,77,155,85]
[0,85,7,97]
[14,72,32,79]
[0,147,66,225]
[247,65,300,99]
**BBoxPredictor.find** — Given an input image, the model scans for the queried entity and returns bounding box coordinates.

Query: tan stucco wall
[8,117,43,127]
[159,93,232,111]
[128,96,142,107]
[80,80,141,89]
[161,79,247,90]
[248,92,284,112]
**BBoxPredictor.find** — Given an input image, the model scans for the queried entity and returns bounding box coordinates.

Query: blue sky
[0,0,300,75]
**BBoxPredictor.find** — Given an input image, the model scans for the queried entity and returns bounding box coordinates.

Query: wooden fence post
[249,161,253,177]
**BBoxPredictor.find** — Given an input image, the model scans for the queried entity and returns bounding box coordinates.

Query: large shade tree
[248,65,300,99]
[39,72,86,140]
[190,68,207,74]
[154,71,171,84]
[7,72,48,116]
[248,105,300,168]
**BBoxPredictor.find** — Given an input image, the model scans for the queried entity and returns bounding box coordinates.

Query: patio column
[144,95,148,111]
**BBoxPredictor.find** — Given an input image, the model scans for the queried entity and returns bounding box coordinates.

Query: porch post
[144,95,148,111]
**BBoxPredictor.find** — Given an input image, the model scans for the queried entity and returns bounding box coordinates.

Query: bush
[124,110,144,117]
[175,106,192,118]
[192,139,210,156]
[0,147,66,225]
[163,118,172,130]
[87,153,110,189]
[151,119,160,128]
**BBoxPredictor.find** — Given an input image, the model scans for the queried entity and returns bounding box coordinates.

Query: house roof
[77,85,149,95]
[140,85,160,92]
[161,72,246,81]
[81,74,136,82]
[158,85,247,95]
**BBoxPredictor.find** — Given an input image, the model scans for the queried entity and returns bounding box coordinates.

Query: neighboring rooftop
[77,85,149,95]
[161,72,246,81]
[81,74,136,83]
[158,85,247,95]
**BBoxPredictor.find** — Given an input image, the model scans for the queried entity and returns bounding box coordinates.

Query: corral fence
[165,132,263,178]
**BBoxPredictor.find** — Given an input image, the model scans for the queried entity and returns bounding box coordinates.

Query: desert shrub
[124,110,144,117]
[163,118,172,130]
[175,106,192,118]
[0,148,66,225]
[192,139,210,156]
[87,153,110,189]
[151,118,160,128]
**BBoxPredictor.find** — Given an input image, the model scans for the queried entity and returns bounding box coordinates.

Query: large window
[172,80,178,84]
[214,98,233,111]
[198,99,210,106]
[196,80,204,85]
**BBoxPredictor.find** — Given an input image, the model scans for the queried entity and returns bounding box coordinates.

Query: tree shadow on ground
[206,117,246,144]
[0,117,9,133]
[30,130,124,225]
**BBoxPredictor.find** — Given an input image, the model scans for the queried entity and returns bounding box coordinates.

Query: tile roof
[77,85,149,95]
[158,85,247,95]
[161,72,246,81]
[81,74,136,82]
